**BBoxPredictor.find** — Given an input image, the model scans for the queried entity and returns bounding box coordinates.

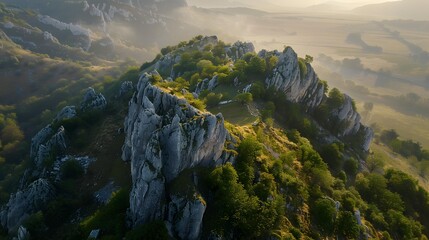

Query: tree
[1,119,24,144]
[253,172,276,201]
[61,160,84,179]
[236,137,261,189]
[209,164,277,238]
[386,210,423,239]
[366,155,384,173]
[344,158,359,177]
[305,54,314,63]
[205,93,223,107]
[212,41,226,58]
[380,129,399,144]
[267,56,279,72]
[312,198,337,236]
[320,143,343,173]
[336,211,360,239]
[234,93,253,104]
[246,55,266,75]
[327,88,345,109]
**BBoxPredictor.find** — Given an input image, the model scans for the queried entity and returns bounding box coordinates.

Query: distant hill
[353,0,429,21]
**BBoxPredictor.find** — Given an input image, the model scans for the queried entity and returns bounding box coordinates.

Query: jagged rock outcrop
[263,47,372,151]
[37,15,92,51]
[0,179,55,231]
[167,195,206,240]
[119,81,134,97]
[154,53,181,78]
[17,225,29,240]
[328,95,373,151]
[80,87,107,111]
[30,125,67,168]
[193,75,218,96]
[54,106,77,122]
[265,47,325,110]
[122,73,232,238]
[226,41,255,60]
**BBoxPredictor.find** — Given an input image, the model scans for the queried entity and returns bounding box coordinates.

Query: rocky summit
[122,73,234,239]
[265,47,325,110]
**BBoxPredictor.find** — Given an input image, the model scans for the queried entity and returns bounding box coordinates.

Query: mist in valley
[0,0,429,238]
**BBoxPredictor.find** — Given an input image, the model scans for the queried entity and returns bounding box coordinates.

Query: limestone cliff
[327,94,374,151]
[263,47,372,151]
[122,73,233,239]
[265,47,325,110]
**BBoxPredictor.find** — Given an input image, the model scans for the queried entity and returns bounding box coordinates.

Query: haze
[187,0,399,11]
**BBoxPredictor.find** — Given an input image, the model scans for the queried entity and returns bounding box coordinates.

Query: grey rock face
[265,47,325,110]
[17,225,29,240]
[122,73,231,236]
[30,125,54,161]
[329,95,374,152]
[264,47,373,150]
[226,41,255,60]
[331,95,362,137]
[80,87,107,111]
[119,81,134,97]
[167,195,206,240]
[54,106,77,122]
[31,126,67,168]
[0,179,55,231]
[154,53,181,78]
[194,75,218,96]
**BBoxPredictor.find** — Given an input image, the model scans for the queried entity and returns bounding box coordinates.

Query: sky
[187,0,399,11]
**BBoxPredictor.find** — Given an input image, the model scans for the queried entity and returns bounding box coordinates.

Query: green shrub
[125,221,168,240]
[61,160,84,179]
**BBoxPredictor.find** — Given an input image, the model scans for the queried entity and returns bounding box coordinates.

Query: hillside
[0,0,198,62]
[0,36,428,240]
[353,0,429,21]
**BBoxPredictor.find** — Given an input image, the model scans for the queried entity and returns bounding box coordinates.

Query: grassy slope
[371,142,429,192]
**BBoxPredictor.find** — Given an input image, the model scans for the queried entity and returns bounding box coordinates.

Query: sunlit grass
[207,102,257,126]
[364,104,429,148]
[371,143,429,192]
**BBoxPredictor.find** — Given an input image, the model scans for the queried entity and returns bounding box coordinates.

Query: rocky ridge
[262,47,372,151]
[0,179,55,231]
[0,88,107,233]
[150,36,372,151]
[122,72,235,239]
